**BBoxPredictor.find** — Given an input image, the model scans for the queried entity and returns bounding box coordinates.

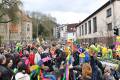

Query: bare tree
[29,11,57,39]
[0,0,22,23]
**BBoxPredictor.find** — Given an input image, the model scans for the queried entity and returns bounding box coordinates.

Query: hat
[90,45,98,52]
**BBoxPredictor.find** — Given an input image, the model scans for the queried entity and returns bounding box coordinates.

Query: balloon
[78,48,82,53]
[79,53,85,58]
[102,47,108,58]
[30,65,39,72]
[102,47,108,54]
[108,49,113,59]
[84,52,90,62]
[79,53,85,63]
[96,45,101,52]
[78,48,85,53]
[65,47,71,56]
[89,45,98,56]
[90,45,97,52]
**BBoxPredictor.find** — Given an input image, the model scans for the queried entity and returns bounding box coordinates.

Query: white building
[77,0,120,46]
[66,23,78,42]
[58,23,78,43]
[53,25,59,39]
[59,24,67,40]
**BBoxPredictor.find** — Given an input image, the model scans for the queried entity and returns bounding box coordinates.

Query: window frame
[85,23,87,35]
[82,25,84,35]
[107,8,112,17]
[88,20,91,34]
[93,17,97,33]
[107,23,112,31]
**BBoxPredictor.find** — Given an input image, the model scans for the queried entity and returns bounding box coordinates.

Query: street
[1,0,120,80]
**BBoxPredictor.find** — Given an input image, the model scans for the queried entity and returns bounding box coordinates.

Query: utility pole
[37,22,38,38]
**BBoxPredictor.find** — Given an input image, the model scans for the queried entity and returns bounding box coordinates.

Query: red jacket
[28,52,35,65]
[19,50,23,57]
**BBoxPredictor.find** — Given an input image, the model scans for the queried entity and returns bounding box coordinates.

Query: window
[107,8,112,17]
[107,23,112,31]
[88,20,91,34]
[85,23,87,34]
[27,27,30,31]
[82,25,84,35]
[27,24,30,27]
[62,27,63,30]
[27,36,30,39]
[93,17,97,33]
[79,27,81,36]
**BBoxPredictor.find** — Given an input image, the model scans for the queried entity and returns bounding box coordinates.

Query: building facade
[58,23,78,43]
[21,12,32,42]
[59,24,67,41]
[53,25,60,39]
[77,0,120,46]
[0,11,33,44]
[67,23,78,42]
[0,15,11,43]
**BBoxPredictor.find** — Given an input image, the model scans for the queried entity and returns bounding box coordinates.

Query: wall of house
[77,1,120,46]
[27,22,32,41]
[21,21,32,41]
[9,23,21,41]
[114,1,120,28]
[0,23,10,43]
[59,25,67,41]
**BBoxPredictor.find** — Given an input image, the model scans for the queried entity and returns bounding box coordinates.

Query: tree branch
[0,19,13,23]
[0,13,5,18]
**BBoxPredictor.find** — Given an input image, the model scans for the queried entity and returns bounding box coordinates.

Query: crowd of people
[0,41,120,80]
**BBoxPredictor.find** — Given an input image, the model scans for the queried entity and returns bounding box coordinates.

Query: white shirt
[15,72,30,80]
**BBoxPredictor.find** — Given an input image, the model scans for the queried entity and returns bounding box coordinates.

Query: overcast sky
[21,0,109,24]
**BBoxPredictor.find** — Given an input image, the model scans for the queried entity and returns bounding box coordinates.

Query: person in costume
[104,66,115,80]
[16,42,22,53]
[81,63,92,80]
[15,61,30,80]
[29,49,35,66]
[34,47,42,65]
[89,44,104,80]
[0,54,14,80]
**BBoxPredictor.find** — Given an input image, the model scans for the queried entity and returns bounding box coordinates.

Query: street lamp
[37,22,38,38]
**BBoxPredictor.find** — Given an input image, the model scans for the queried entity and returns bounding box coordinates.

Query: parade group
[0,40,120,80]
